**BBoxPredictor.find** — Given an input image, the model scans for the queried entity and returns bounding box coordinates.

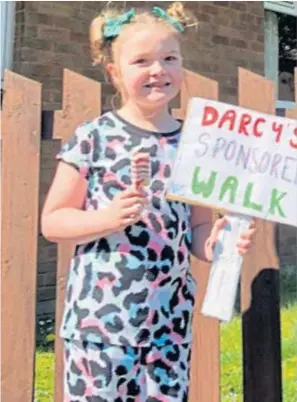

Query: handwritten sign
[166,98,297,227]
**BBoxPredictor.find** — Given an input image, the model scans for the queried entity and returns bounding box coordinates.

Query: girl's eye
[134,58,146,64]
[165,56,178,61]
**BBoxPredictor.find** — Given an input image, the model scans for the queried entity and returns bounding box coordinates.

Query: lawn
[35,304,297,402]
[220,303,297,402]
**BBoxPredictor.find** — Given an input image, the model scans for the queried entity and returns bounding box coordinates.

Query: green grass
[220,303,297,402]
[34,304,297,402]
[34,349,54,402]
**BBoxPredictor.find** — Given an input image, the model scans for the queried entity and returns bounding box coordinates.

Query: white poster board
[166,98,297,227]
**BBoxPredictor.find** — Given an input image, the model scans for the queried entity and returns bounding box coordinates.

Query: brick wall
[11,1,296,318]
[13,1,265,109]
[13,1,102,109]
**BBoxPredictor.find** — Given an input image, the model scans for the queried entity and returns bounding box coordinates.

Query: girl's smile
[144,82,172,89]
[113,27,184,110]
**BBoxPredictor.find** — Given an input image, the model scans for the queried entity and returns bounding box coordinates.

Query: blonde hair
[89,2,197,69]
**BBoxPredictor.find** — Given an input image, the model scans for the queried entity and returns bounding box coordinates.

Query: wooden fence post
[1,71,41,402]
[238,68,282,402]
[286,67,297,119]
[173,69,221,402]
[53,69,102,402]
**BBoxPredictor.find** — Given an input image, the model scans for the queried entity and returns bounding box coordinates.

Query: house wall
[13,1,265,109]
[11,1,296,318]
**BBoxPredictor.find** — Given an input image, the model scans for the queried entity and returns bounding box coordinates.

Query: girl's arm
[190,205,214,262]
[41,162,147,244]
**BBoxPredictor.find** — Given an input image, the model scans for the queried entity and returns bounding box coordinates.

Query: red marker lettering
[272,121,283,143]
[253,117,265,137]
[201,106,218,127]
[289,127,297,149]
[238,113,252,136]
[218,110,236,131]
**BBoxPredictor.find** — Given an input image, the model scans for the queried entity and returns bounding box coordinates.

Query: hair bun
[167,2,197,31]
[90,15,106,66]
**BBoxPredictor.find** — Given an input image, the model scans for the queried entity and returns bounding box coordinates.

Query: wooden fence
[1,67,296,402]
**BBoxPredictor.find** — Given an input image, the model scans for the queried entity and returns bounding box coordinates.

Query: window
[1,1,15,87]
[278,12,296,102]
[264,1,296,114]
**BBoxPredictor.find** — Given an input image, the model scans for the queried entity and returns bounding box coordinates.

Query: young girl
[42,3,255,401]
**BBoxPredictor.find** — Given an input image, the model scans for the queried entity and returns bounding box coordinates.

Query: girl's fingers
[121,196,148,208]
[120,187,146,199]
[121,203,144,219]
[249,219,257,228]
[205,237,214,250]
[209,217,227,241]
[122,216,141,226]
[204,237,216,261]
[204,217,228,261]
[240,228,256,240]
[237,240,251,250]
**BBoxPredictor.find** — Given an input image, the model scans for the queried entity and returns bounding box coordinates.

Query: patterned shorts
[63,339,192,402]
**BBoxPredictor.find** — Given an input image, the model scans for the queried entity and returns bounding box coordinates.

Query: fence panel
[1,66,288,401]
[238,68,282,402]
[1,70,41,402]
[174,69,221,402]
[53,69,102,402]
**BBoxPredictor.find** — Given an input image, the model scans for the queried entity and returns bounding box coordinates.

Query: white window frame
[1,0,15,87]
[264,1,297,17]
[264,1,296,111]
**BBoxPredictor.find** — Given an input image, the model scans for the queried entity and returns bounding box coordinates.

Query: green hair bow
[152,7,184,34]
[103,7,184,40]
[103,8,136,40]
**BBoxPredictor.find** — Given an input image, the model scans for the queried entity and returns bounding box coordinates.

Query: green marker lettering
[191,167,217,198]
[244,183,263,212]
[269,188,286,217]
[219,176,238,204]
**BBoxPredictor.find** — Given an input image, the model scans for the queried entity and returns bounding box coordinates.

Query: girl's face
[110,25,184,110]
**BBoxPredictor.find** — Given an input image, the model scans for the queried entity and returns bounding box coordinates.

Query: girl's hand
[108,187,148,231]
[236,219,256,256]
[204,217,256,262]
